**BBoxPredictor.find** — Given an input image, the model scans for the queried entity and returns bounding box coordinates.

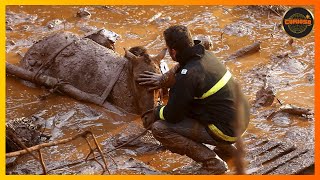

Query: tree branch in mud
[6,130,111,175]
[6,62,105,106]
[226,41,261,61]
[267,105,314,121]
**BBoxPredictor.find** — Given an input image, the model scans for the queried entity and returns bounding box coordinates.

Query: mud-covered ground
[5,5,314,174]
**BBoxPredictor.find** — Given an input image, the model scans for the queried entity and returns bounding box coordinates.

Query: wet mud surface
[6,5,314,174]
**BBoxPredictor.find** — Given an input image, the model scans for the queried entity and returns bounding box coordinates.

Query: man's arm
[154,67,197,123]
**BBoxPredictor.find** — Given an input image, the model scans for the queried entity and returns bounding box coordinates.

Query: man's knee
[151,120,171,139]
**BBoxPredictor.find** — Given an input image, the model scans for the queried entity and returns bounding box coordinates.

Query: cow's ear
[124,48,144,63]
[150,48,167,65]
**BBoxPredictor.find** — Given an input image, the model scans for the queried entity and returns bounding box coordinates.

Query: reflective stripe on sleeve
[195,70,232,99]
[159,106,165,120]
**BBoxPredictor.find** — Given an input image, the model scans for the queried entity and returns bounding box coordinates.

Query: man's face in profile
[167,47,177,62]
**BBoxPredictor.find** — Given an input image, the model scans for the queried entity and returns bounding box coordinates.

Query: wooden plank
[248,143,295,169]
[246,139,269,150]
[268,149,314,175]
[247,140,280,158]
[251,148,308,175]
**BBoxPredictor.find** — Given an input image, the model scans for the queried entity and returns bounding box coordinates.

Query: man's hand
[137,71,163,91]
[141,110,156,129]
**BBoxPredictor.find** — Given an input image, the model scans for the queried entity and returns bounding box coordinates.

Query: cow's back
[21,31,127,98]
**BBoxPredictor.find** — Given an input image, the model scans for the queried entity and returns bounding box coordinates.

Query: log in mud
[6,62,105,106]
[226,41,261,61]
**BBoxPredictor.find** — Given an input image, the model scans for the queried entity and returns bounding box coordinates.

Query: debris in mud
[155,16,172,24]
[270,53,307,74]
[108,122,163,155]
[47,19,63,29]
[101,6,129,15]
[222,21,255,37]
[285,38,294,46]
[248,5,289,16]
[115,157,163,174]
[7,40,16,46]
[16,51,25,58]
[226,41,261,61]
[6,26,13,31]
[147,12,162,23]
[6,11,38,26]
[267,104,314,121]
[6,130,111,175]
[254,85,275,107]
[306,72,314,83]
[6,116,47,153]
[77,8,91,18]
[171,162,202,175]
[22,25,30,31]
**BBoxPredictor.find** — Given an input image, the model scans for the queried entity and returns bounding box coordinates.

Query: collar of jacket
[176,40,205,67]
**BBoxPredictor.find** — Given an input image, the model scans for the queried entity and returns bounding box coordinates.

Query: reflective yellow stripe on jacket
[208,124,238,142]
[194,70,232,99]
[194,70,236,142]
[159,106,165,120]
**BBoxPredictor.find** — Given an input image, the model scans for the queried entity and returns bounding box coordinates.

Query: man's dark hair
[163,25,194,52]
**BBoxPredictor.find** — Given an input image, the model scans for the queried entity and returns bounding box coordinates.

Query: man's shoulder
[179,61,202,75]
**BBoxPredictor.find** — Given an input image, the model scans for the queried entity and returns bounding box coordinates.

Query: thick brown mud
[6,5,314,174]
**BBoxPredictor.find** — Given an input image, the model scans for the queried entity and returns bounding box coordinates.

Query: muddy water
[6,5,314,174]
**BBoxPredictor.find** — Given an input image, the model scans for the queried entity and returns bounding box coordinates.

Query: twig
[6,131,90,158]
[84,137,106,174]
[38,149,47,174]
[105,128,150,154]
[86,132,110,174]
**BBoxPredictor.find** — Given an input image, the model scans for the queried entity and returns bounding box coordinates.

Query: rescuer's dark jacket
[155,41,250,139]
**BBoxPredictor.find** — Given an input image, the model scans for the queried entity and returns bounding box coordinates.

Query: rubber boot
[152,121,228,174]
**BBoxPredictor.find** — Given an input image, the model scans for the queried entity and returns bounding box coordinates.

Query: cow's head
[124,46,166,114]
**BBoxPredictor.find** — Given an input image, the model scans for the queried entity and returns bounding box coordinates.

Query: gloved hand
[141,110,156,129]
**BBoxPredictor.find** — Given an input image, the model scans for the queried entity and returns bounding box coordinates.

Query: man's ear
[168,48,177,61]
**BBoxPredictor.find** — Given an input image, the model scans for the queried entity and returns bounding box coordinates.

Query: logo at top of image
[282,7,314,38]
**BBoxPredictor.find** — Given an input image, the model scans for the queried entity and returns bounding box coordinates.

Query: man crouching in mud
[138,25,250,174]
